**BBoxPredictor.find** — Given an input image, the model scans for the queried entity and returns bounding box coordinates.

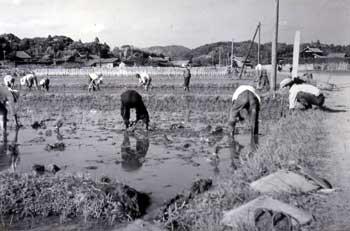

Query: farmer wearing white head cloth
[229,85,261,139]
[280,78,325,110]
[135,72,152,91]
[88,73,103,92]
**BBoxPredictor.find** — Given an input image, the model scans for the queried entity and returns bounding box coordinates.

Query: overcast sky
[0,0,349,48]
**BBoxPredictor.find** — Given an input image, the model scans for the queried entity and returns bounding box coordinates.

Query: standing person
[183,65,191,91]
[135,72,152,91]
[280,78,325,110]
[256,69,270,91]
[88,73,103,92]
[229,85,261,140]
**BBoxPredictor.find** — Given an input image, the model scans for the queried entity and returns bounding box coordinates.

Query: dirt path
[317,74,350,230]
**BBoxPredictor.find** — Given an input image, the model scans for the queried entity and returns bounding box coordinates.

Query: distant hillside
[144,45,191,60]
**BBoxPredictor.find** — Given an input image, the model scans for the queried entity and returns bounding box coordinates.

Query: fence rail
[33,66,231,77]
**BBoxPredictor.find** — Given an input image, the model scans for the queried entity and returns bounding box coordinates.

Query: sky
[0,0,349,49]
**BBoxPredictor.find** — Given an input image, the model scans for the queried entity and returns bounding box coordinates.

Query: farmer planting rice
[3,74,15,89]
[88,73,103,92]
[120,90,150,130]
[39,78,50,91]
[0,86,21,140]
[255,68,270,91]
[135,72,152,91]
[20,72,38,90]
[229,85,261,139]
[183,65,191,91]
[280,78,325,110]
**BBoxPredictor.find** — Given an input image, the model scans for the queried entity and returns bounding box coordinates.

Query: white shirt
[255,64,262,71]
[20,74,35,86]
[289,84,321,109]
[138,72,151,84]
[89,73,102,81]
[39,78,46,86]
[4,75,14,86]
[232,85,261,104]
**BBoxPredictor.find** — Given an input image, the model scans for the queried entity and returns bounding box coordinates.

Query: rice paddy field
[1,69,338,230]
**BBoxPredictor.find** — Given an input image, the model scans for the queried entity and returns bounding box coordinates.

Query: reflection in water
[121,132,150,172]
[0,128,20,172]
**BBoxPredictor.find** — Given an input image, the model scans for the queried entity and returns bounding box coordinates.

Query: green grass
[157,109,326,231]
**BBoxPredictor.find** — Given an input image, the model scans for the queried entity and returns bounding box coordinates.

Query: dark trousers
[230,91,260,137]
[296,92,325,109]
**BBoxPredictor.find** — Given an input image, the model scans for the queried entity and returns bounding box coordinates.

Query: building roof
[301,47,323,54]
[15,51,31,59]
[170,60,190,66]
[326,52,347,58]
[86,58,120,66]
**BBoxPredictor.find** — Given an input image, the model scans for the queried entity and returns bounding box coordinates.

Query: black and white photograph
[0,0,349,230]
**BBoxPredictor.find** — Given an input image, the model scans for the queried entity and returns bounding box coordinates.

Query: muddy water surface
[0,110,253,210]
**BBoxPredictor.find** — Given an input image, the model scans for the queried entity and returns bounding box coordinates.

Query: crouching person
[229,85,261,140]
[3,74,15,89]
[135,72,152,91]
[88,73,103,92]
[120,90,150,130]
[39,78,50,91]
[0,86,21,141]
[280,78,325,110]
[20,72,38,90]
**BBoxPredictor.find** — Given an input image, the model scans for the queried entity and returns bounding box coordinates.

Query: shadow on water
[121,132,150,172]
[0,127,20,172]
[320,106,347,113]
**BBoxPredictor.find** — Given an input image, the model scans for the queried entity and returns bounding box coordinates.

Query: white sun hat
[279,78,293,89]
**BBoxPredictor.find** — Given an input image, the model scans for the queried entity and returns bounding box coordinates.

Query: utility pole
[271,0,279,93]
[258,22,261,65]
[231,39,234,68]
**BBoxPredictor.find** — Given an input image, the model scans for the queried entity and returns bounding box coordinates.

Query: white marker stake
[292,31,301,79]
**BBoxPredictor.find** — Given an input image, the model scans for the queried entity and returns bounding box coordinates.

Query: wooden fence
[33,66,231,77]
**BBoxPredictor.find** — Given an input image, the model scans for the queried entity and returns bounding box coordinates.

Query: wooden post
[271,0,279,93]
[292,31,301,78]
[239,24,260,79]
[258,22,261,65]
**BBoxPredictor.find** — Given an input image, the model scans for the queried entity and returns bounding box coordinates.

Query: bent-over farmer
[0,86,21,141]
[3,74,15,89]
[39,78,50,91]
[280,78,325,110]
[120,90,150,130]
[88,73,103,92]
[229,85,261,139]
[20,73,38,90]
[135,72,152,91]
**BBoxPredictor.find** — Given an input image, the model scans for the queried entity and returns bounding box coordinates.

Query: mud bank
[0,172,150,229]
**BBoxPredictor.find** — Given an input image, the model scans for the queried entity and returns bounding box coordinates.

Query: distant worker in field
[255,63,262,77]
[255,67,270,91]
[88,73,103,92]
[135,72,152,91]
[39,78,50,91]
[280,78,325,110]
[229,85,261,140]
[3,73,16,89]
[0,86,21,140]
[120,90,150,130]
[20,72,38,90]
[183,64,191,91]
